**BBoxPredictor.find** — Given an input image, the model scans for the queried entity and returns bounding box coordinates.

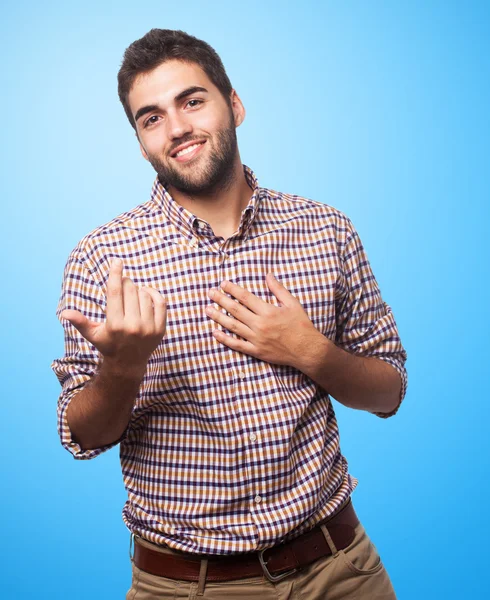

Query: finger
[206,305,253,340]
[209,289,256,325]
[138,287,154,328]
[141,286,167,334]
[106,259,124,323]
[60,309,94,342]
[219,280,265,314]
[122,276,142,322]
[212,328,257,356]
[266,272,294,307]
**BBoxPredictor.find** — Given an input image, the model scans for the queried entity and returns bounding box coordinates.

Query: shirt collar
[150,164,262,244]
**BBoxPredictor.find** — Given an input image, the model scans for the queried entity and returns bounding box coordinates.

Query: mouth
[171,140,206,163]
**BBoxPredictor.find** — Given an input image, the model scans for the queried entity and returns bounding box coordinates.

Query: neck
[167,155,253,237]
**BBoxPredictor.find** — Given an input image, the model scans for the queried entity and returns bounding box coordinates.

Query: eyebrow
[134,86,209,124]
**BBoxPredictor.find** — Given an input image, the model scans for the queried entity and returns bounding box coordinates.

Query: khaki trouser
[125,520,397,599]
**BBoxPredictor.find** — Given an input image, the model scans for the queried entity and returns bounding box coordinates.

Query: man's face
[128,59,245,195]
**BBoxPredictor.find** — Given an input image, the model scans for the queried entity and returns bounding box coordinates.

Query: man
[52,28,407,599]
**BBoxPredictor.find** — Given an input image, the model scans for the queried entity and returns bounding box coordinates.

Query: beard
[146,111,238,196]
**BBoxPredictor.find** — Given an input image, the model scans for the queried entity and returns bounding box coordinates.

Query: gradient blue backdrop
[1,1,488,598]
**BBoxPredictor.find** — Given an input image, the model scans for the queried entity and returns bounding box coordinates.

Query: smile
[173,141,206,163]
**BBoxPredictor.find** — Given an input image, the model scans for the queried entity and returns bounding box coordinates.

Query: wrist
[293,329,333,376]
[100,355,147,382]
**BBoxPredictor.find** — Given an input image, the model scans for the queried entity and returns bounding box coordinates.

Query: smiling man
[51,29,407,599]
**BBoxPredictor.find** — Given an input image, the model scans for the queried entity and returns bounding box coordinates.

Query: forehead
[128,60,217,115]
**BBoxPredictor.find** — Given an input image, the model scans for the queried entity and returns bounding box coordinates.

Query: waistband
[131,496,358,584]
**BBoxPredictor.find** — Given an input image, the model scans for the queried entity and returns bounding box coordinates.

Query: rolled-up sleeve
[51,252,120,459]
[335,219,408,418]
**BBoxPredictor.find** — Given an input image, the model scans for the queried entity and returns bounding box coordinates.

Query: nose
[167,109,193,141]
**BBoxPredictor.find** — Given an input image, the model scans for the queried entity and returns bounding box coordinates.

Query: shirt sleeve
[51,252,124,459]
[335,219,408,418]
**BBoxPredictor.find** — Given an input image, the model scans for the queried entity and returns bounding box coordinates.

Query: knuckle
[122,277,134,289]
[230,302,241,317]
[253,346,265,360]
[138,288,151,301]
[125,324,142,336]
[257,323,270,335]
[265,306,275,318]
[107,287,120,297]
[106,320,123,334]
[142,286,166,304]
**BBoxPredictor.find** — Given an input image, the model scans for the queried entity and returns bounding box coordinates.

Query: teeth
[175,143,203,157]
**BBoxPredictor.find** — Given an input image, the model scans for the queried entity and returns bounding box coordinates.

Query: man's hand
[61,258,167,374]
[205,272,319,367]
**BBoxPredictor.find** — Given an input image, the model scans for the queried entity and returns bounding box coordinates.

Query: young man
[52,29,407,599]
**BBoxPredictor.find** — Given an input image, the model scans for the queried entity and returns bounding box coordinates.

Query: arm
[327,219,408,417]
[66,357,146,451]
[203,217,406,418]
[294,331,402,415]
[52,256,167,457]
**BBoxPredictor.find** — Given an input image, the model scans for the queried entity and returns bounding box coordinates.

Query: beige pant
[126,521,397,599]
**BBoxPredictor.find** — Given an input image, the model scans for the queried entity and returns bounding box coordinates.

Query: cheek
[195,110,228,134]
[142,133,171,159]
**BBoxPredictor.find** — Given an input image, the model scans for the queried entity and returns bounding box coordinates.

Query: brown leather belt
[133,498,359,583]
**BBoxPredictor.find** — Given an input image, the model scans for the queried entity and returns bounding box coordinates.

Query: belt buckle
[258,548,297,583]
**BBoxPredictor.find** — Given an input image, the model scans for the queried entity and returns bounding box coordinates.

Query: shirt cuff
[58,388,126,459]
[371,356,408,419]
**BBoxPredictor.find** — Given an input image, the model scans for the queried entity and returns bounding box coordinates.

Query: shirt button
[239,371,246,379]
[254,495,262,504]
[249,433,257,442]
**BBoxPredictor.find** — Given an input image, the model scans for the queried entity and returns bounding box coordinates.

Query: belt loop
[320,524,340,558]
[129,532,135,563]
[197,558,208,596]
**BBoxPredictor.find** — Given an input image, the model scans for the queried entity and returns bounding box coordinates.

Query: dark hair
[117,29,233,130]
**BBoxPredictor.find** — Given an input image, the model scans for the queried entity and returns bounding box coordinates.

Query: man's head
[117,29,245,196]
[118,29,234,131]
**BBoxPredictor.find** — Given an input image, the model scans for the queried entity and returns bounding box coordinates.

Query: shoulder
[260,186,357,241]
[65,198,159,268]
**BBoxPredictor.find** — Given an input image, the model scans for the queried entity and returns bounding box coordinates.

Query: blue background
[1,1,488,598]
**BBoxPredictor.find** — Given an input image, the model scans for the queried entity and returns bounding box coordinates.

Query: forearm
[295,331,402,414]
[66,358,146,450]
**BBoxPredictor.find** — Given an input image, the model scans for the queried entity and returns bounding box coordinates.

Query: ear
[230,89,246,128]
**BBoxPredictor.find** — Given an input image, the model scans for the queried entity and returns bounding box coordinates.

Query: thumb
[60,309,94,342]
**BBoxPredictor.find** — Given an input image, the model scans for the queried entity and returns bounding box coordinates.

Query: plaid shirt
[51,165,407,555]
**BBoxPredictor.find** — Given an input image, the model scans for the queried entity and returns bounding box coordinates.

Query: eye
[186,99,203,109]
[144,115,160,128]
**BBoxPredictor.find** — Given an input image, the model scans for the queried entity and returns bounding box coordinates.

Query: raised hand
[61,258,167,373]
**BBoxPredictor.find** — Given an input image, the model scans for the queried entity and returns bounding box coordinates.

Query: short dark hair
[117,29,233,130]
